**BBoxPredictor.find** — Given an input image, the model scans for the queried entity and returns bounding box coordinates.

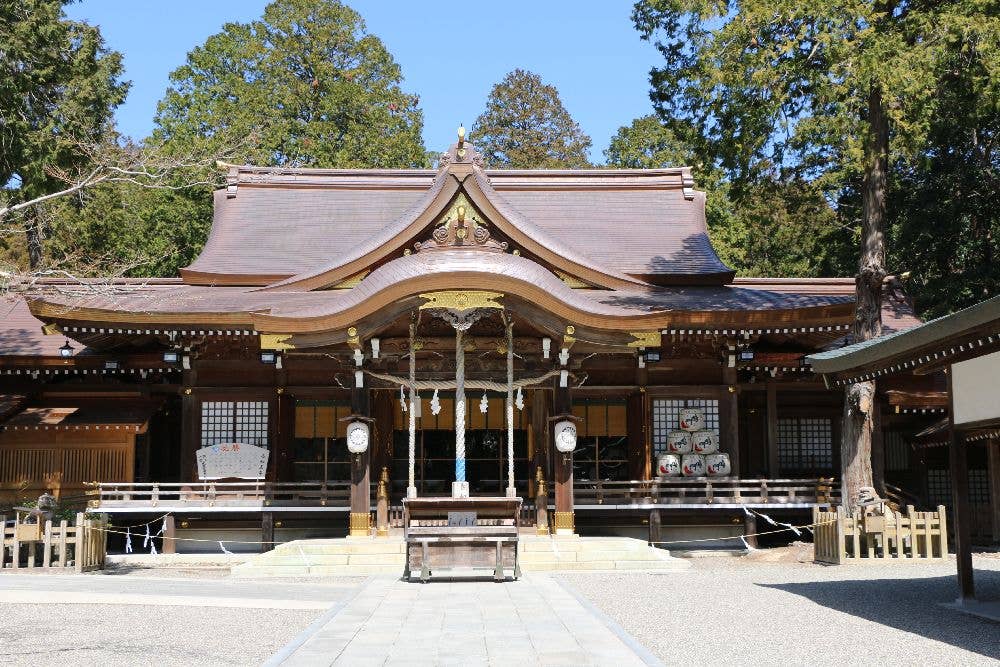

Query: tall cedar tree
[153,0,425,168]
[0,0,128,269]
[633,0,1000,505]
[472,69,592,168]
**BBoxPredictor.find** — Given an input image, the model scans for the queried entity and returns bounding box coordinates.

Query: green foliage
[886,42,1000,317]
[606,115,853,277]
[153,0,426,168]
[0,0,129,267]
[472,69,592,168]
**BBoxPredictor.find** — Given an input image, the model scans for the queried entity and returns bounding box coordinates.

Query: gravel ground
[563,555,1000,666]
[0,603,317,666]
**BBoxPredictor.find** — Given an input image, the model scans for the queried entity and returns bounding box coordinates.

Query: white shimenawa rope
[365,369,561,391]
[455,327,466,483]
[407,322,417,498]
[506,321,515,497]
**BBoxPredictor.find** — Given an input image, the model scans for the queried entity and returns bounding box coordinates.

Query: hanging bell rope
[364,369,561,392]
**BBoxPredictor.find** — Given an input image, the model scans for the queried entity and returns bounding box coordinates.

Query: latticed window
[651,399,719,456]
[884,431,910,472]
[927,469,951,507]
[777,418,833,471]
[969,469,991,505]
[200,401,269,447]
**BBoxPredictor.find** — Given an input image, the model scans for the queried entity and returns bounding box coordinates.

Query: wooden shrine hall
[3,131,961,551]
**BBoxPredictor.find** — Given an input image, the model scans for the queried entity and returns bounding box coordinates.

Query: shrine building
[4,133,992,550]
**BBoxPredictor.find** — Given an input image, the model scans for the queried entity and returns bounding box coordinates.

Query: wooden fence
[90,481,352,510]
[575,478,837,506]
[1,512,107,572]
[813,505,948,564]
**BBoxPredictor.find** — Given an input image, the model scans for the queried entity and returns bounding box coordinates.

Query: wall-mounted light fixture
[59,341,74,358]
[260,351,278,364]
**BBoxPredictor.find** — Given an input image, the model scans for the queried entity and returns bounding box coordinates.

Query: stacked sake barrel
[656,408,731,478]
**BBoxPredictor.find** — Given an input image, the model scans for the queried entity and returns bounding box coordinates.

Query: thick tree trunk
[841,85,888,507]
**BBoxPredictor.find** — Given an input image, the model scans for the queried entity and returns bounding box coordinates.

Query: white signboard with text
[952,349,1000,426]
[196,443,269,480]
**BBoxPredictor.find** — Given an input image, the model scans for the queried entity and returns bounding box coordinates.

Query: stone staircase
[231,535,689,577]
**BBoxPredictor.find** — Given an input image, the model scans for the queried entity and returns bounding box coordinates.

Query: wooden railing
[89,481,352,510]
[814,505,948,563]
[1,512,107,572]
[573,478,838,507]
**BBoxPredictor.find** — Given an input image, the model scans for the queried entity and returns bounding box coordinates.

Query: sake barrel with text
[691,430,719,454]
[681,454,706,477]
[678,408,705,432]
[656,454,681,477]
[705,453,731,477]
[666,430,692,454]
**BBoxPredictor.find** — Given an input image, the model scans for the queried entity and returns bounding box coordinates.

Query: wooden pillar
[766,382,779,477]
[180,389,199,482]
[372,391,394,490]
[948,373,975,600]
[349,387,371,537]
[529,389,550,497]
[274,391,294,483]
[553,377,574,535]
[722,367,740,476]
[648,508,661,547]
[261,512,274,553]
[162,516,176,555]
[627,390,648,480]
[743,511,758,549]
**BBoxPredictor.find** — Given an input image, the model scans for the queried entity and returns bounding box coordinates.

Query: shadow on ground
[761,568,1000,659]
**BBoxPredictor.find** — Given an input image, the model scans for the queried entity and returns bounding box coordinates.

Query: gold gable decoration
[418,291,504,312]
[328,270,369,290]
[627,331,662,348]
[260,333,295,350]
[554,270,591,289]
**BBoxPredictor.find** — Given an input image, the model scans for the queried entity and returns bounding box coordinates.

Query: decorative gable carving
[413,194,508,254]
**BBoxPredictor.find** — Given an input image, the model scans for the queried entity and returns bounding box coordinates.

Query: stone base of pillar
[553,511,575,535]
[349,512,371,537]
[452,481,470,498]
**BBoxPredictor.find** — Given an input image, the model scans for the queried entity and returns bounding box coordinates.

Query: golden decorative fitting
[404,248,412,256]
[627,331,662,348]
[274,521,283,528]
[41,322,62,336]
[554,271,589,289]
[260,333,295,351]
[553,511,575,533]
[377,467,389,501]
[347,327,358,337]
[419,290,504,312]
[565,325,576,335]
[184,388,192,395]
[277,387,284,395]
[331,271,368,290]
[512,248,520,256]
[456,227,467,239]
[728,385,736,393]
[535,466,547,498]
[349,512,372,537]
[180,521,189,529]
[457,205,466,222]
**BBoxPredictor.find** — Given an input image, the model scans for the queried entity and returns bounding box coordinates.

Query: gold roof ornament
[260,333,295,351]
[628,331,662,348]
[419,290,504,312]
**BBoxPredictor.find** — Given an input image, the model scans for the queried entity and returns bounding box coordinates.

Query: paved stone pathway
[271,574,659,666]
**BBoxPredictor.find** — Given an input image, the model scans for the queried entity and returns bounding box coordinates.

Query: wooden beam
[948,371,975,600]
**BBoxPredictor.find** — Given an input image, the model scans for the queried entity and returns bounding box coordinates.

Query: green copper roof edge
[807,294,1000,374]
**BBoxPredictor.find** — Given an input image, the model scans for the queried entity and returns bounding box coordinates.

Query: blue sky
[65,1,661,163]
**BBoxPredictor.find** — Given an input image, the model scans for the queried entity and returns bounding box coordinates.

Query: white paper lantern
[681,454,705,477]
[554,420,577,453]
[666,430,693,454]
[679,408,705,432]
[346,421,370,454]
[691,430,719,454]
[705,453,731,477]
[656,454,681,477]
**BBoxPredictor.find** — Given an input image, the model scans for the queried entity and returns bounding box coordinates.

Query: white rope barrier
[364,369,561,391]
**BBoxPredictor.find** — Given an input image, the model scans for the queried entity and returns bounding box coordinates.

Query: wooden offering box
[402,496,522,583]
